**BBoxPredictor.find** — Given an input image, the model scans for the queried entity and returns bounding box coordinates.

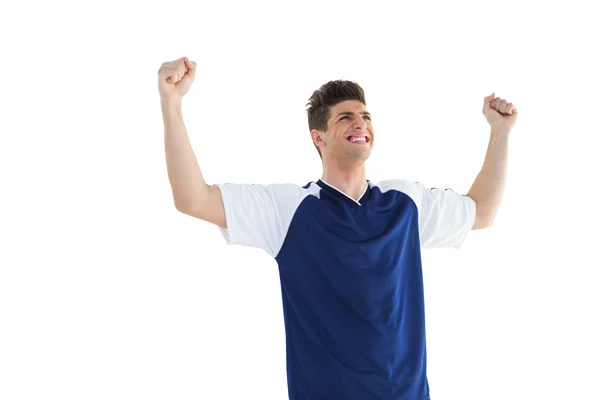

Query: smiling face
[311,99,374,164]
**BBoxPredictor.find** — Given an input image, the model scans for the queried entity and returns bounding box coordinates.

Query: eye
[340,115,371,121]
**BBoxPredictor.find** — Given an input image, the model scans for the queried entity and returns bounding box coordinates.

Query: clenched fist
[158,57,197,100]
[482,92,518,134]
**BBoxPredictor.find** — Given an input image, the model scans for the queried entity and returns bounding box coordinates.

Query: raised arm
[467,93,518,230]
[158,57,226,228]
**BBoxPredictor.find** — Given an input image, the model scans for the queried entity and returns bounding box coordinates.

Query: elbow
[172,185,211,214]
[470,199,495,230]
[173,195,195,214]
[472,207,494,229]
[174,199,190,214]
[472,216,493,230]
[174,198,201,214]
[174,201,189,214]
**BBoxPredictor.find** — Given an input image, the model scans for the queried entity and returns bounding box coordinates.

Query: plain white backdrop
[1,0,599,399]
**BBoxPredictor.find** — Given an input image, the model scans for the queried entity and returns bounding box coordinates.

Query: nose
[354,116,368,130]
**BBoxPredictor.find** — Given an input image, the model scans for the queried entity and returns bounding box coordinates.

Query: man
[158,56,517,400]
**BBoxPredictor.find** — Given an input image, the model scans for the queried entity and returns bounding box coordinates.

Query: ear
[311,129,324,145]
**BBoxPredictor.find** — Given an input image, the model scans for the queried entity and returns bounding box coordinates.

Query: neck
[320,158,367,202]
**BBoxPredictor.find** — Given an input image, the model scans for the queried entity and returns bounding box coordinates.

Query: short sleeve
[416,183,477,249]
[214,182,310,257]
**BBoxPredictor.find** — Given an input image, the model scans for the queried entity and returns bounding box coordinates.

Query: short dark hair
[305,80,367,159]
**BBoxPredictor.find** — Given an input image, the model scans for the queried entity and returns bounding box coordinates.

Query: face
[311,100,374,163]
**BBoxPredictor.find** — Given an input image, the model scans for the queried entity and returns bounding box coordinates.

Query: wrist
[161,96,182,108]
[491,128,510,138]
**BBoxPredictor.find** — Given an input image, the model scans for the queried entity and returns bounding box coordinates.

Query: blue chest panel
[276,182,430,399]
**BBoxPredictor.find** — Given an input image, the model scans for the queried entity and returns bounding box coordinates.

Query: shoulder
[265,181,320,198]
[216,181,314,193]
[215,180,319,206]
[371,178,424,204]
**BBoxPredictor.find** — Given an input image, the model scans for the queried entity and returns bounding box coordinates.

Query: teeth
[349,137,367,143]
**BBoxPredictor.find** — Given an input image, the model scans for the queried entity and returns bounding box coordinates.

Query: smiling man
[159,56,516,400]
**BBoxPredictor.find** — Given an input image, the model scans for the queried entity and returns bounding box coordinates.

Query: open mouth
[346,136,370,144]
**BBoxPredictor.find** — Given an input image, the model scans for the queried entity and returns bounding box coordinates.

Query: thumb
[184,58,197,81]
[179,60,197,87]
[483,92,495,110]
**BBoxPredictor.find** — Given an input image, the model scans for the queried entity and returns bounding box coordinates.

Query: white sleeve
[214,182,309,258]
[416,182,477,249]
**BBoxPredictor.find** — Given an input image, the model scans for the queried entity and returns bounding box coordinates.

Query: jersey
[214,178,476,400]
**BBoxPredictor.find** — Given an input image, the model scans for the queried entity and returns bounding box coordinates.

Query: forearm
[162,98,208,210]
[467,129,510,228]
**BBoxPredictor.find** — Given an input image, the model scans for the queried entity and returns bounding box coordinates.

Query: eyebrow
[336,111,371,119]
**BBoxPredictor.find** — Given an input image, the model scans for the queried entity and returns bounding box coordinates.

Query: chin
[349,150,372,161]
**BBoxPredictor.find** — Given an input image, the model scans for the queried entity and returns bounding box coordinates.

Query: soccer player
[159,56,517,400]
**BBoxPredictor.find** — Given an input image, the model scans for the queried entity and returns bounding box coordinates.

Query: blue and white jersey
[215,178,476,400]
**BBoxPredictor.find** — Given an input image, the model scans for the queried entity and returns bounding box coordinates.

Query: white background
[1,0,599,399]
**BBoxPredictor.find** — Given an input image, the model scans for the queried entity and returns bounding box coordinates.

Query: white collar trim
[319,179,368,205]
